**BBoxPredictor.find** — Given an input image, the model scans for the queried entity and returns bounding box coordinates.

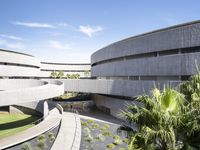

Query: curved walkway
[51,112,81,150]
[0,79,64,106]
[0,107,61,150]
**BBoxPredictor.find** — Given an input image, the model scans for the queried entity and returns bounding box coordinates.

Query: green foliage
[107,143,115,149]
[103,124,110,129]
[81,121,88,127]
[123,138,129,144]
[114,138,122,145]
[50,71,58,79]
[38,134,46,142]
[21,142,32,150]
[113,135,121,140]
[66,73,80,79]
[37,140,47,150]
[57,71,64,79]
[83,127,91,137]
[92,122,99,129]
[87,119,94,124]
[121,72,200,149]
[48,132,55,142]
[95,134,104,141]
[103,131,112,136]
[99,126,107,131]
[85,134,94,143]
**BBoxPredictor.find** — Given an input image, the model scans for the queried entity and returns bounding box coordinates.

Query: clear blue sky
[0,0,199,63]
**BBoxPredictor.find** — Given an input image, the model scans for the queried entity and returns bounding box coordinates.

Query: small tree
[57,71,64,79]
[75,73,80,79]
[66,74,71,79]
[50,71,57,79]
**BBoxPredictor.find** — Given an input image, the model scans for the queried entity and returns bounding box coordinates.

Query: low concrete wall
[57,79,179,98]
[0,80,64,106]
[93,94,133,118]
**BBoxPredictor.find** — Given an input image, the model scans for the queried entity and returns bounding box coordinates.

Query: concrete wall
[0,49,40,77]
[58,79,179,97]
[88,21,200,118]
[0,79,45,90]
[92,52,200,77]
[91,21,200,64]
[93,94,129,118]
[0,79,64,106]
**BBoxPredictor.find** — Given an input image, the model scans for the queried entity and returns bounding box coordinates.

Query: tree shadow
[0,115,40,130]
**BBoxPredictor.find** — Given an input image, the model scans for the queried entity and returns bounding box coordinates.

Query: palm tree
[75,73,80,79]
[178,72,200,149]
[121,87,184,150]
[121,72,200,150]
[57,71,64,79]
[50,71,57,79]
[66,74,71,79]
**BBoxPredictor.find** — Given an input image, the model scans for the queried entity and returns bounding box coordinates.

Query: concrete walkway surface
[51,112,81,150]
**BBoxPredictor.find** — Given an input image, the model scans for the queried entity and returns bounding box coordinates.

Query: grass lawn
[0,114,40,139]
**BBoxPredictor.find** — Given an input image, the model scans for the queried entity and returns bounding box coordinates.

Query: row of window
[0,62,39,69]
[97,75,190,81]
[40,69,90,72]
[92,46,200,67]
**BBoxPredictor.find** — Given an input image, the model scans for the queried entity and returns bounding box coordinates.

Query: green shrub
[107,143,115,149]
[48,132,56,142]
[38,134,46,142]
[83,127,91,137]
[81,121,88,127]
[123,138,129,144]
[113,135,121,140]
[118,148,125,150]
[92,123,99,129]
[95,134,104,141]
[103,131,112,136]
[37,140,47,150]
[85,134,94,143]
[99,126,107,131]
[103,124,110,129]
[21,142,32,150]
[114,138,122,145]
[87,119,94,124]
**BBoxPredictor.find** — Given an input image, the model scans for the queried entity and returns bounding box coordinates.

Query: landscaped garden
[80,119,128,150]
[0,114,40,139]
[7,124,59,150]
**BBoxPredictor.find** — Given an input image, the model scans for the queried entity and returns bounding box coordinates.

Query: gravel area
[80,118,128,150]
[6,124,60,150]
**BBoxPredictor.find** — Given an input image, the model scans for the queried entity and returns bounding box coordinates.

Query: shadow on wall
[94,80,180,118]
[13,101,48,116]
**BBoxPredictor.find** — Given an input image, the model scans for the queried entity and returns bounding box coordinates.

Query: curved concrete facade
[40,62,91,78]
[90,21,200,96]
[91,20,200,64]
[0,79,64,106]
[0,49,41,77]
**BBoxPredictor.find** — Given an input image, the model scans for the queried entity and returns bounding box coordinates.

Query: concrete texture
[0,79,64,106]
[51,112,81,150]
[91,21,200,64]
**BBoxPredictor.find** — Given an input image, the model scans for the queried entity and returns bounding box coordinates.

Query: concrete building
[0,20,200,149]
[40,62,91,78]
